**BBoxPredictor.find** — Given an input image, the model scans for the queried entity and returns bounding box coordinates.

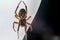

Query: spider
[13,1,32,39]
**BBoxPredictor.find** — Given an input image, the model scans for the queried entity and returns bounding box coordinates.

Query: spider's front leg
[15,1,22,14]
[13,21,20,32]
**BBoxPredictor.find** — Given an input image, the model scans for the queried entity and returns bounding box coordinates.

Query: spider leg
[23,1,27,12]
[13,21,20,32]
[26,22,32,31]
[25,25,27,40]
[15,14,21,20]
[26,16,31,20]
[15,1,22,14]
[17,24,20,39]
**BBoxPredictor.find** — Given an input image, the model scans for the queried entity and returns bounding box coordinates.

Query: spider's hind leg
[17,24,20,39]
[13,21,20,32]
[26,22,32,31]
[25,25,27,40]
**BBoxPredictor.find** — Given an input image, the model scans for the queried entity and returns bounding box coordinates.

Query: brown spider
[13,1,32,39]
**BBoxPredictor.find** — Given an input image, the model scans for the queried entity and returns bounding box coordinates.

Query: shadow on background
[27,0,60,40]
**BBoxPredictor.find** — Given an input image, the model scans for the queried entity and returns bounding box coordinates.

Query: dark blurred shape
[27,0,60,40]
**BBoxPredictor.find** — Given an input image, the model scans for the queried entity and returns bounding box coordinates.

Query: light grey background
[0,0,41,40]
